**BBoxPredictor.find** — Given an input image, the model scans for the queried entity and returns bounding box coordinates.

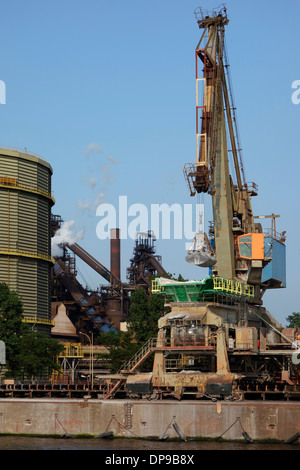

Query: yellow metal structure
[58,343,84,358]
[0,177,55,204]
[151,279,163,293]
[23,315,55,327]
[0,250,55,264]
[52,343,84,384]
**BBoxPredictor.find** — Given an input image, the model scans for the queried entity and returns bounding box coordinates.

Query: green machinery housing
[152,276,254,303]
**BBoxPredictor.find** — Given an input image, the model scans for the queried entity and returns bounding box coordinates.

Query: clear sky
[1,0,299,326]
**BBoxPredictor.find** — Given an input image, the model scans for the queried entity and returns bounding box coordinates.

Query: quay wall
[0,398,299,442]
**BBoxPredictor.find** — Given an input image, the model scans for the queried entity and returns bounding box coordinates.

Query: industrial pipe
[110,228,120,284]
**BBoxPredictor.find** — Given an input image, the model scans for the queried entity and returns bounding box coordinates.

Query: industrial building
[0,147,168,381]
[0,5,298,402]
[50,222,167,343]
[0,147,54,336]
[0,143,167,345]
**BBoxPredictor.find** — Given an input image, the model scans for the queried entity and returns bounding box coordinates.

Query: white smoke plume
[51,220,84,257]
[89,176,98,188]
[78,143,118,212]
[85,142,102,156]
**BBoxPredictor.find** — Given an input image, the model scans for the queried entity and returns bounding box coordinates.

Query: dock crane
[100,6,297,402]
[184,4,286,302]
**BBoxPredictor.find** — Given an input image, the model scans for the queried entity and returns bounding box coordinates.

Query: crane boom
[184,5,286,302]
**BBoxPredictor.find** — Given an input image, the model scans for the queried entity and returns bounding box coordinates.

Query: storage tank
[0,147,55,335]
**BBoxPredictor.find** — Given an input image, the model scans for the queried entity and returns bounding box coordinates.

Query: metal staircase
[104,338,157,399]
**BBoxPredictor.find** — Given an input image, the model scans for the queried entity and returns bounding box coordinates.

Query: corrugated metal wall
[0,149,54,335]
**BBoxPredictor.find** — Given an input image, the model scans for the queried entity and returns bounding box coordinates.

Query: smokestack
[110,228,120,283]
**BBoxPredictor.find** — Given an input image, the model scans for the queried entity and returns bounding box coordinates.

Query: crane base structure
[98,277,299,401]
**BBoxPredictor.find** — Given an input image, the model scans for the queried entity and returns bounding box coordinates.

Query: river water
[0,435,298,451]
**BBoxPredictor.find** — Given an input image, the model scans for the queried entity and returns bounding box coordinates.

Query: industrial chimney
[110,228,120,284]
[106,228,122,328]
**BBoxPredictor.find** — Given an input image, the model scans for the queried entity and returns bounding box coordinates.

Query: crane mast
[184,5,286,302]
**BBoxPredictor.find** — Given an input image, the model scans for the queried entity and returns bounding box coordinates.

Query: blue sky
[1,0,299,326]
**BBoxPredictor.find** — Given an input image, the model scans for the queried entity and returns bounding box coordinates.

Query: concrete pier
[0,398,299,442]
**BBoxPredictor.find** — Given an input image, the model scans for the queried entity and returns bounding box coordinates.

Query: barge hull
[0,399,298,442]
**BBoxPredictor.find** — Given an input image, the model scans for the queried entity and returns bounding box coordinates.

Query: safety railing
[58,343,84,358]
[23,315,55,327]
[0,146,46,161]
[0,250,55,264]
[213,277,254,298]
[151,279,163,293]
[119,338,157,373]
[0,177,55,204]
[152,277,254,299]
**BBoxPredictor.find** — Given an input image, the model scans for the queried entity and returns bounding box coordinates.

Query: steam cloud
[51,220,84,257]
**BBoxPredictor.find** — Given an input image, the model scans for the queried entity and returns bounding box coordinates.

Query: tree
[286,312,300,328]
[0,282,64,379]
[98,330,140,373]
[155,272,187,282]
[98,288,169,372]
[16,331,63,380]
[0,282,28,375]
[126,288,169,343]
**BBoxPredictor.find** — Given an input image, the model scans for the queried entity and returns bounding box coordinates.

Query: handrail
[104,335,218,398]
[58,343,84,358]
[0,250,55,264]
[152,276,255,299]
[0,146,46,161]
[0,178,55,204]
[103,338,157,399]
[23,315,55,327]
[119,338,157,373]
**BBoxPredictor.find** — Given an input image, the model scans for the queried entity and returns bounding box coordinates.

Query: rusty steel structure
[184,4,263,288]
[51,216,128,335]
[98,5,299,402]
[110,228,121,284]
[50,218,167,343]
[126,231,167,289]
